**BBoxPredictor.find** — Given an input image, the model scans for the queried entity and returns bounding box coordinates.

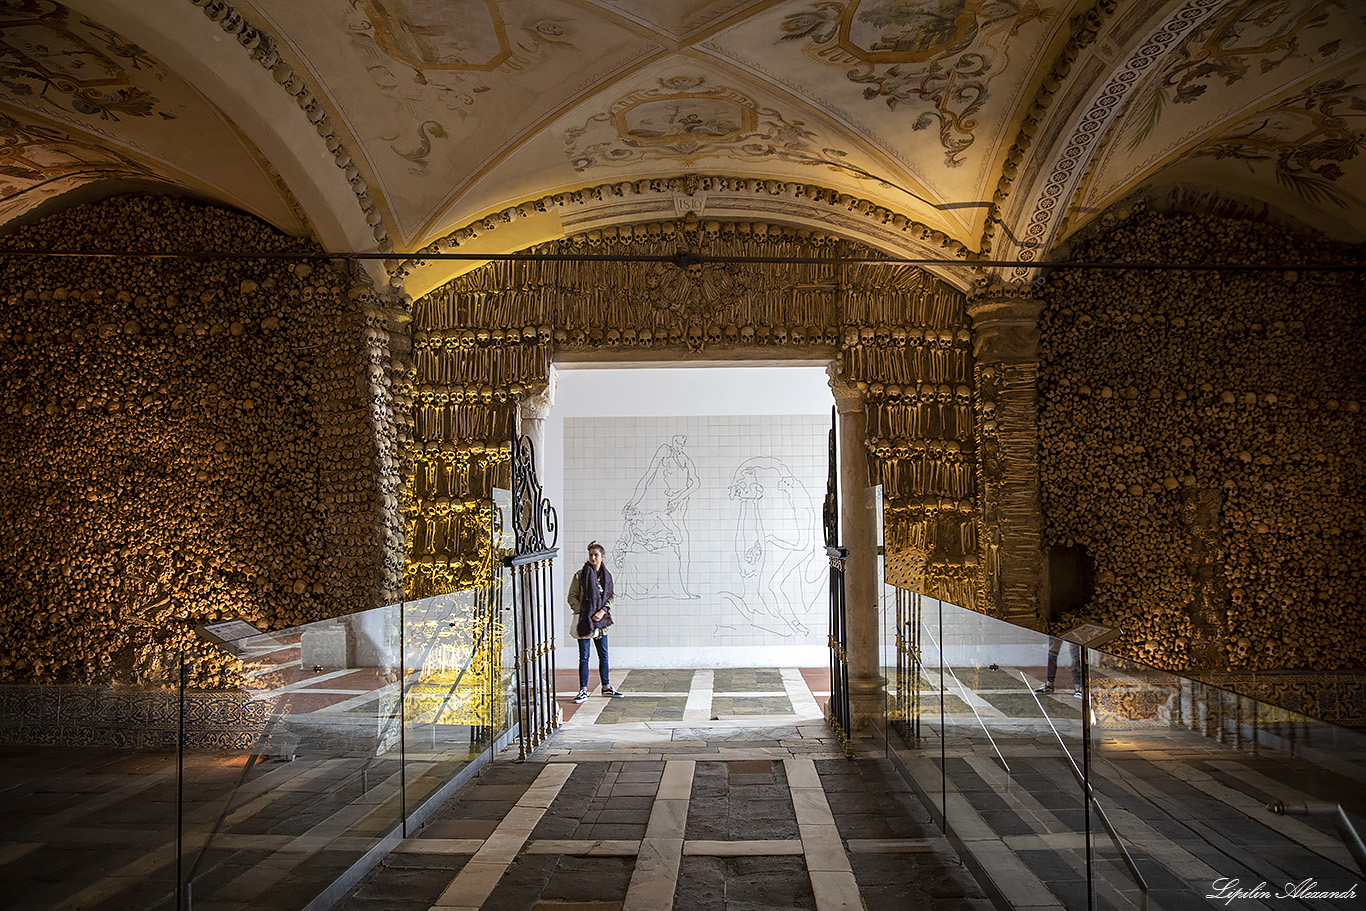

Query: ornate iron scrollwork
[510,432,558,556]
[823,406,839,549]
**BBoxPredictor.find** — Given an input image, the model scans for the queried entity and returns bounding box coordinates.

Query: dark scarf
[577,561,614,636]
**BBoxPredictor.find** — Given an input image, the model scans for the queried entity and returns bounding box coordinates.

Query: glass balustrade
[878,563,1366,911]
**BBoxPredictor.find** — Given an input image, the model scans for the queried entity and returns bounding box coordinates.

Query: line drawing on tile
[719,456,824,637]
[615,434,700,601]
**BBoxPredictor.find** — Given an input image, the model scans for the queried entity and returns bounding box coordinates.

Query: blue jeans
[578,636,610,690]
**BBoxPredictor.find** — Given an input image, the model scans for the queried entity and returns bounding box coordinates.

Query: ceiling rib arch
[393,174,981,298]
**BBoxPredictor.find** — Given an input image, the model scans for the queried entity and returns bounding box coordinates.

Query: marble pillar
[517,369,556,478]
[828,364,883,724]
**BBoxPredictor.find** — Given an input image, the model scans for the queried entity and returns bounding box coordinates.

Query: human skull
[892,327,907,346]
[707,324,722,345]
[937,384,953,404]
[954,384,972,405]
[844,327,860,347]
[605,328,620,346]
[875,326,891,346]
[623,328,638,345]
[740,325,755,344]
[860,327,876,345]
[638,329,653,346]
[773,326,789,344]
[537,325,552,343]
[476,328,490,344]
[723,324,738,343]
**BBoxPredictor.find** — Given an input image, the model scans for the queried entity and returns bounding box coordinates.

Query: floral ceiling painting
[1194,77,1366,211]
[0,0,301,231]
[0,0,1363,264]
[0,0,176,126]
[776,0,1059,168]
[1080,0,1366,226]
[0,107,160,223]
[564,75,857,174]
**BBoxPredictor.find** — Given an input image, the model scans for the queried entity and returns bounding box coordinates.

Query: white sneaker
[573,690,588,704]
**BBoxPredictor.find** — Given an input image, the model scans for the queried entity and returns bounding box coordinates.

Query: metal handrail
[1268,800,1366,876]
[1025,671,1149,911]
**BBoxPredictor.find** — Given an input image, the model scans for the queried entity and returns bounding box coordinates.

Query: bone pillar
[967,285,1047,628]
[828,363,883,724]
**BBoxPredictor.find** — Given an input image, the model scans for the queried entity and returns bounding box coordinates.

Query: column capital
[826,361,863,414]
[967,282,1043,364]
[518,372,556,423]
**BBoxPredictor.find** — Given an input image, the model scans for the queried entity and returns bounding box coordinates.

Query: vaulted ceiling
[1,0,1363,294]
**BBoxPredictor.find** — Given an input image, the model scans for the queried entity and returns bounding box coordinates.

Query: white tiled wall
[548,366,833,668]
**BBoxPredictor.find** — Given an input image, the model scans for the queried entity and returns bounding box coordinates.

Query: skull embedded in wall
[875,326,891,346]
[937,384,953,404]
[954,385,972,405]
[892,327,907,346]
[723,324,738,343]
[740,325,755,344]
[706,324,722,345]
[773,326,789,344]
[537,325,552,344]
[686,324,705,350]
[623,328,638,345]
[605,329,620,346]
[860,327,876,345]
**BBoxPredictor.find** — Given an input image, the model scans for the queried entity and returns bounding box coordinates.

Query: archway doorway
[545,363,834,674]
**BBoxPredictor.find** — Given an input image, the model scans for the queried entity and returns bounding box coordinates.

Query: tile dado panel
[564,415,828,650]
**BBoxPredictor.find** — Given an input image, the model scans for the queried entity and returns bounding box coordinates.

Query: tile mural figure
[720,456,822,636]
[614,435,699,600]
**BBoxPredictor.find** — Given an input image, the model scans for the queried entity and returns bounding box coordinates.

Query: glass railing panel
[399,586,504,820]
[183,602,407,911]
[1090,649,1366,910]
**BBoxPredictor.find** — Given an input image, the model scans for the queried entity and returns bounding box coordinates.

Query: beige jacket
[566,568,614,640]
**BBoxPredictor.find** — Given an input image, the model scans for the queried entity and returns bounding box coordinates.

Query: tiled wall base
[0,684,265,749]
[559,645,830,670]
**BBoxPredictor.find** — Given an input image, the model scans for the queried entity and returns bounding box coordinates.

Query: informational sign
[196,618,268,655]
[1061,623,1122,649]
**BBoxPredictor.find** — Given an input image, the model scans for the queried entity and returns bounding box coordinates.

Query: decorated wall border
[1002,0,1226,284]
[182,0,392,254]
[393,175,974,288]
[981,0,1117,255]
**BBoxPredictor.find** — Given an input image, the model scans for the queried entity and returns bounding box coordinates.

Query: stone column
[517,369,556,477]
[966,285,1047,629]
[828,363,883,723]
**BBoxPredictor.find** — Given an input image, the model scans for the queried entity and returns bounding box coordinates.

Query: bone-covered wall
[406,220,980,610]
[1039,200,1366,673]
[0,195,398,688]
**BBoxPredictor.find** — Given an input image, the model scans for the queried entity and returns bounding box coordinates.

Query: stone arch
[401,217,986,613]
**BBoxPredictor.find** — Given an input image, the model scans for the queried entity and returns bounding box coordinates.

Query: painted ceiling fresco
[0,0,1361,287]
[1079,0,1366,230]
[0,0,302,232]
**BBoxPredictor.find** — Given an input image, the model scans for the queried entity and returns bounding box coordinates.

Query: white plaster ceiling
[0,0,1361,292]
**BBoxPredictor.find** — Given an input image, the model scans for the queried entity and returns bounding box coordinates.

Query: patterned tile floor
[334,666,992,911]
[5,665,1363,911]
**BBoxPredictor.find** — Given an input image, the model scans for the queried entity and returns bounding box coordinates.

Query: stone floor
[4,664,1364,911]
[334,667,992,911]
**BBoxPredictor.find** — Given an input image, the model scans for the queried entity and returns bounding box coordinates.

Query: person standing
[567,541,624,704]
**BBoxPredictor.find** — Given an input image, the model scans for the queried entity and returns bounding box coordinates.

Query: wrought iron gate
[824,407,853,754]
[506,423,559,760]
